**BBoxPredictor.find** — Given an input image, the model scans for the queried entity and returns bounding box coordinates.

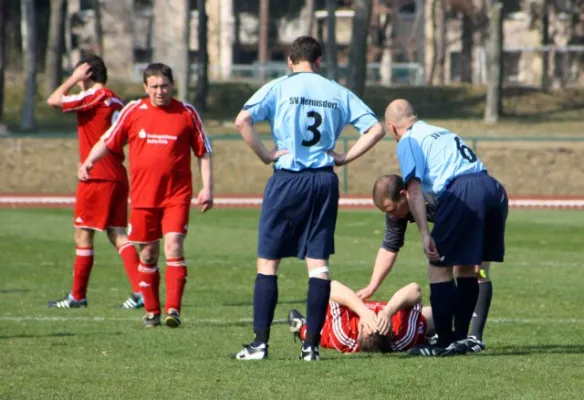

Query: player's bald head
[384,99,417,126]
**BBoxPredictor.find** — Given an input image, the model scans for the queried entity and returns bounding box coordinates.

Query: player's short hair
[288,36,322,65]
[143,63,174,85]
[372,174,405,208]
[76,55,107,84]
[359,333,393,353]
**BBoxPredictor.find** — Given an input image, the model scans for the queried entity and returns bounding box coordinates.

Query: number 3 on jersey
[455,136,477,163]
[302,111,322,147]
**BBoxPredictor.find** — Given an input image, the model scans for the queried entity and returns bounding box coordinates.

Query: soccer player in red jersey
[46,55,143,310]
[78,63,213,328]
[288,280,435,354]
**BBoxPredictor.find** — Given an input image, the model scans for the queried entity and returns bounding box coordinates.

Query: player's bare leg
[138,241,161,327]
[48,228,95,308]
[162,233,187,328]
[106,227,143,309]
[234,258,280,360]
[299,258,331,361]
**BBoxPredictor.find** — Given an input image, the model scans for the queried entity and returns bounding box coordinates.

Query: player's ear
[400,189,408,199]
[143,83,148,94]
[314,57,322,69]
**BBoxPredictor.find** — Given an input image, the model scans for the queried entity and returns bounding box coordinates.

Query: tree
[304,0,316,36]
[20,0,37,131]
[195,0,208,111]
[176,0,190,103]
[258,0,270,82]
[92,0,104,56]
[436,0,446,85]
[45,0,66,96]
[347,0,373,97]
[0,0,6,122]
[325,0,338,80]
[484,2,503,124]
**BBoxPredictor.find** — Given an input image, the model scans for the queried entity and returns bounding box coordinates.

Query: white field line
[0,316,583,324]
[1,196,584,208]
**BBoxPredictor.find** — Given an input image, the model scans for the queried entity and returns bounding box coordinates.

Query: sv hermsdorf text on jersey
[289,97,339,109]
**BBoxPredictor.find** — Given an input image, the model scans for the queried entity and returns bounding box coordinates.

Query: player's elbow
[368,122,386,140]
[405,282,422,303]
[234,111,252,131]
[46,97,61,109]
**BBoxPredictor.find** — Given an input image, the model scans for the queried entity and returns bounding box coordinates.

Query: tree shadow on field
[0,331,124,340]
[482,344,584,357]
[0,289,31,294]
[221,299,306,307]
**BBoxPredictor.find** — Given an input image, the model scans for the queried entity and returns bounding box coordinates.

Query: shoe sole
[165,316,181,328]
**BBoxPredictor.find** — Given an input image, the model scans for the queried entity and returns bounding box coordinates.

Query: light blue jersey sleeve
[242,79,284,123]
[397,136,426,186]
[342,88,378,134]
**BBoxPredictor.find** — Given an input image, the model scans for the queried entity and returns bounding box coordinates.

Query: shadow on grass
[0,331,124,340]
[0,289,31,294]
[481,344,584,356]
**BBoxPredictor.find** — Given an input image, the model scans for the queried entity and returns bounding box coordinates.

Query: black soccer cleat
[299,345,320,361]
[164,308,181,328]
[288,309,306,342]
[143,313,161,328]
[48,293,88,309]
[464,336,486,353]
[407,344,454,357]
[233,343,268,360]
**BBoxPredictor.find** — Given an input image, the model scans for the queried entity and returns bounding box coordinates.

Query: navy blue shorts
[257,167,339,260]
[431,172,508,267]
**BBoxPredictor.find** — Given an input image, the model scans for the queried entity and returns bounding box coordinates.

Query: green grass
[1,208,583,399]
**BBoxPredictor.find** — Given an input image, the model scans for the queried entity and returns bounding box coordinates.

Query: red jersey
[103,98,212,208]
[320,301,426,353]
[62,87,127,182]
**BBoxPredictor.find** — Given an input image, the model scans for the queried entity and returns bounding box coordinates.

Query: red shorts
[74,180,129,231]
[128,205,190,243]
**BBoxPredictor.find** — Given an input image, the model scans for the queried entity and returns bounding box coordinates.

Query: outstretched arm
[357,248,399,300]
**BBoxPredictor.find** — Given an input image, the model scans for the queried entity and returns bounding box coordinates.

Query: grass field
[1,208,583,399]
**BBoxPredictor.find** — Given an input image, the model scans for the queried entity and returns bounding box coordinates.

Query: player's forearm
[197,153,214,191]
[46,75,78,108]
[382,283,422,316]
[368,248,398,289]
[330,281,371,317]
[84,139,110,165]
[342,123,385,164]
[406,180,430,237]
[235,111,271,164]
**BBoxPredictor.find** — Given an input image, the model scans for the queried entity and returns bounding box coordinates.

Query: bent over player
[288,281,434,354]
[46,55,142,310]
[233,36,385,361]
[385,99,508,356]
[357,174,494,352]
[78,63,213,328]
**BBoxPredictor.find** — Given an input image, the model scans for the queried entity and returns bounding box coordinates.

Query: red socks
[165,257,187,314]
[118,243,141,293]
[138,263,161,315]
[71,247,94,301]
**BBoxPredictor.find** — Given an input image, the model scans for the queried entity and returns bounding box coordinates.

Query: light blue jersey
[397,121,486,196]
[243,72,378,171]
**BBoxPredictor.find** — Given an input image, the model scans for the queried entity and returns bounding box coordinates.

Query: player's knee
[74,228,94,248]
[106,227,128,248]
[139,244,159,264]
[164,235,184,258]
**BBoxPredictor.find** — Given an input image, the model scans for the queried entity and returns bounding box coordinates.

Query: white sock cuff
[309,266,329,278]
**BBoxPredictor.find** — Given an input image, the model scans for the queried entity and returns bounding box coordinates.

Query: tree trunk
[45,0,65,96]
[427,0,438,85]
[484,2,503,124]
[20,0,37,131]
[347,0,373,97]
[460,12,473,83]
[0,0,6,121]
[305,0,315,36]
[436,0,446,85]
[258,0,269,82]
[177,0,190,103]
[195,0,208,111]
[325,0,338,81]
[541,0,550,91]
[92,0,104,56]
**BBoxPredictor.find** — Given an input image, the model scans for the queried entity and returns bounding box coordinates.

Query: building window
[79,0,93,10]
[134,48,152,64]
[503,52,521,84]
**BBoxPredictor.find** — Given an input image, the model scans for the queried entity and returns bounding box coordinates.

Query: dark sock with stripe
[252,274,278,347]
[469,281,492,341]
[305,278,331,348]
[429,280,456,348]
[454,277,479,341]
